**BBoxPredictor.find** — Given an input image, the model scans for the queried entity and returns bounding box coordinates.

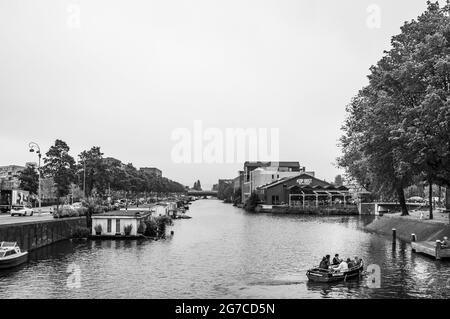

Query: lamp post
[29,142,42,209]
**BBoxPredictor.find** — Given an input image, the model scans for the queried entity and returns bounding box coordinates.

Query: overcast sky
[0,0,435,189]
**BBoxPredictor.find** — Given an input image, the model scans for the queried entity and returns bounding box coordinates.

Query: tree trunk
[438,185,441,206]
[429,178,433,220]
[397,185,409,216]
[86,210,92,229]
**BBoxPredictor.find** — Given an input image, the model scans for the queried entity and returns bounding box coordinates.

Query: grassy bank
[365,214,450,242]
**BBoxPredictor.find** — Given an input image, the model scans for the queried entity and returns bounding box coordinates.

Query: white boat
[0,242,28,269]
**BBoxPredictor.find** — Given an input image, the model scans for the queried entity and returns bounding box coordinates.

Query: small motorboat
[306,264,364,283]
[0,242,28,269]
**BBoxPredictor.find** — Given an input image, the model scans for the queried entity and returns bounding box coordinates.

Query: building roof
[256,173,347,191]
[92,211,152,218]
[244,161,300,168]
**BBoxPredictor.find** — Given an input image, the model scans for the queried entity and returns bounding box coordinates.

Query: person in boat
[354,256,362,267]
[332,259,348,273]
[441,237,450,248]
[325,255,331,268]
[319,257,328,269]
[332,254,341,266]
[346,258,355,268]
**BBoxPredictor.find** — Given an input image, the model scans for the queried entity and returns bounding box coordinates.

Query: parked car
[10,205,34,217]
[71,202,84,209]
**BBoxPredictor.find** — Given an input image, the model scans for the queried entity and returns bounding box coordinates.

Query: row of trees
[20,139,186,204]
[192,180,202,191]
[339,2,450,218]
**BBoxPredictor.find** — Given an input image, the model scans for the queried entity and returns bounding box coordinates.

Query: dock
[411,238,450,260]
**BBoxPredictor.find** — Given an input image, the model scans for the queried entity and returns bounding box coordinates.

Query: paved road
[0,210,54,226]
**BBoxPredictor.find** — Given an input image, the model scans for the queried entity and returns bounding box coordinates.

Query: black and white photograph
[1,0,450,309]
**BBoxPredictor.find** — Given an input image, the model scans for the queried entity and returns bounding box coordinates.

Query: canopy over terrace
[287,184,350,208]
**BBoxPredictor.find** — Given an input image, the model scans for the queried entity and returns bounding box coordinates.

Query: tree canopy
[339,1,450,217]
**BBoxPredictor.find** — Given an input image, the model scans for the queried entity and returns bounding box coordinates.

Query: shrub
[72,226,91,238]
[93,205,106,215]
[124,224,133,235]
[155,215,173,237]
[137,221,146,234]
[77,207,88,216]
[144,219,158,237]
[53,206,88,218]
[94,224,102,234]
[245,193,260,212]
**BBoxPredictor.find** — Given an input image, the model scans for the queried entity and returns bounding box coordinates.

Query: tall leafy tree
[19,164,39,195]
[43,140,76,206]
[339,1,450,217]
[78,146,108,196]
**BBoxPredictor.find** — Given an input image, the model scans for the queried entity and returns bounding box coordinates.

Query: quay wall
[0,217,86,252]
[365,215,450,242]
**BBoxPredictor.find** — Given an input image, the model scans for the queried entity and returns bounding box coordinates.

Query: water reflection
[0,199,449,299]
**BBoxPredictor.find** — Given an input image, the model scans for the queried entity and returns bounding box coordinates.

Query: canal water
[1,199,449,298]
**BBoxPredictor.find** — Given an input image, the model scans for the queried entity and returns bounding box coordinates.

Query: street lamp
[29,142,42,209]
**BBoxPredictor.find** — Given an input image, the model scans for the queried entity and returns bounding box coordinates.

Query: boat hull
[306,265,363,283]
[0,252,28,269]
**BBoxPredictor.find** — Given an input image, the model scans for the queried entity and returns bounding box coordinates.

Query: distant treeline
[20,140,186,202]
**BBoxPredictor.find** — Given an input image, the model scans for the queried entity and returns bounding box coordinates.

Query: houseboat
[91,211,152,237]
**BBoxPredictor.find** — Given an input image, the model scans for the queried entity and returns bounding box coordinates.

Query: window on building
[272,195,280,204]
[107,219,112,233]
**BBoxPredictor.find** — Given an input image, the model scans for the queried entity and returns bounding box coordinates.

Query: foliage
[77,147,109,197]
[72,226,91,238]
[124,224,133,234]
[144,219,158,237]
[143,216,172,237]
[338,2,450,217]
[43,140,76,203]
[94,224,102,234]
[19,164,39,195]
[53,206,88,218]
[218,181,233,202]
[233,187,242,205]
[156,215,173,237]
[245,192,260,212]
[137,221,146,234]
[334,175,343,187]
[193,180,202,191]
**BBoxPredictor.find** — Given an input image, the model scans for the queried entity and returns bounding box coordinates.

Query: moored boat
[306,264,363,283]
[0,242,28,269]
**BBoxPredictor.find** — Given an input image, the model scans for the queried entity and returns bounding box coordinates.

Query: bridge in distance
[186,190,218,197]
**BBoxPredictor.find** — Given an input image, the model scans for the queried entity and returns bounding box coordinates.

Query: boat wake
[248,280,304,286]
[248,274,306,286]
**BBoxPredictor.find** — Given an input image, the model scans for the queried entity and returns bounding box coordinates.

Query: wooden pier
[411,234,450,260]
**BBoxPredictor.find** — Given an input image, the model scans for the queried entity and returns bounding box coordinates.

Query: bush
[155,215,173,237]
[53,206,88,219]
[93,205,107,215]
[144,219,158,237]
[124,224,133,235]
[137,221,146,234]
[72,226,91,238]
[94,224,102,234]
[245,193,260,212]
